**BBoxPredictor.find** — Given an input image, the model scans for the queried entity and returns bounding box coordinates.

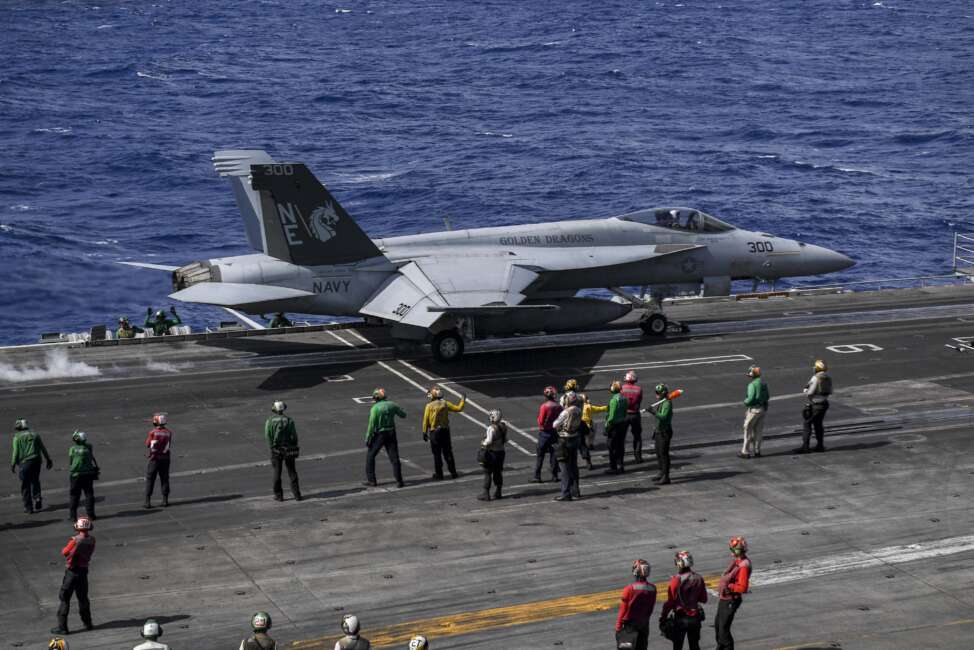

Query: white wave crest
[136,71,169,81]
[9,204,30,211]
[33,127,72,135]
[479,131,514,138]
[0,224,11,232]
[335,8,352,13]
[0,349,101,383]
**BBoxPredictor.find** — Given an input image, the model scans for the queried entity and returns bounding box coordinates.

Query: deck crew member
[533,386,562,483]
[133,619,169,650]
[616,559,656,650]
[67,431,98,521]
[334,613,371,649]
[422,386,465,480]
[144,413,173,508]
[240,612,276,650]
[798,360,832,453]
[364,388,406,488]
[51,517,96,635]
[553,391,583,501]
[645,383,673,485]
[10,418,53,514]
[116,317,143,339]
[479,409,508,501]
[660,550,708,650]
[580,392,606,470]
[408,636,429,650]
[620,370,644,463]
[715,537,751,650]
[269,312,293,328]
[266,401,301,501]
[605,381,627,474]
[740,366,770,459]
[47,638,68,650]
[144,306,181,336]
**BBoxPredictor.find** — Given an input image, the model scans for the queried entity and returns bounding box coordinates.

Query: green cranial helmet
[72,430,87,444]
[251,611,271,631]
[655,383,669,396]
[14,418,28,431]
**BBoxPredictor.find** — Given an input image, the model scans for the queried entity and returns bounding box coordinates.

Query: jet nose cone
[805,244,855,275]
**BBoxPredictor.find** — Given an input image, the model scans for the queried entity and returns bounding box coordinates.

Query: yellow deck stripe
[290,577,722,649]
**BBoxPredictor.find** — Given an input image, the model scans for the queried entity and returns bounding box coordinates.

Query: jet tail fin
[212,149,277,253]
[250,163,383,266]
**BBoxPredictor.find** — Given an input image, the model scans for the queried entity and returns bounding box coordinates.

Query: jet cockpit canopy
[618,207,735,234]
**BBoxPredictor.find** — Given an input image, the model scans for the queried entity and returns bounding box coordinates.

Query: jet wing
[169,282,314,306]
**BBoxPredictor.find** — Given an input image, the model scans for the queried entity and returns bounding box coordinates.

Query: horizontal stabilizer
[169,282,313,306]
[118,261,179,272]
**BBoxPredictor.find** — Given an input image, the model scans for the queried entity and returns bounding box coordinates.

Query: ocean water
[1,0,972,345]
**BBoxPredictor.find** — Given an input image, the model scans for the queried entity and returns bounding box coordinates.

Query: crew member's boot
[162,495,169,507]
[144,497,152,509]
[477,490,490,501]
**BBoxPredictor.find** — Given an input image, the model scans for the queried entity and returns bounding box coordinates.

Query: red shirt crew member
[52,517,96,635]
[620,370,645,463]
[660,550,708,650]
[715,536,750,650]
[144,413,173,509]
[616,559,656,650]
[533,387,563,482]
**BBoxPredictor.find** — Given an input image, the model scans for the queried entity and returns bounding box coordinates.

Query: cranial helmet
[563,390,579,407]
[814,359,827,372]
[152,413,167,426]
[341,613,360,635]
[409,635,429,650]
[488,409,503,424]
[543,386,558,399]
[72,430,87,444]
[75,517,93,531]
[155,310,166,319]
[624,370,637,383]
[564,378,579,392]
[632,558,651,578]
[141,619,162,639]
[654,383,669,396]
[427,386,442,400]
[271,401,286,414]
[610,381,622,394]
[14,418,28,431]
[251,611,271,631]
[747,366,761,378]
[372,388,386,401]
[729,536,748,554]
[48,639,69,650]
[674,550,694,570]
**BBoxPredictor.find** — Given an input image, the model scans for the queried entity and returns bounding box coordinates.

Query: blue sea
[1,1,972,345]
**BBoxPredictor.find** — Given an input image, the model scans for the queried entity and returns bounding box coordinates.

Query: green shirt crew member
[363,388,406,488]
[116,316,143,339]
[644,384,674,485]
[269,312,293,328]
[144,306,181,336]
[741,366,770,458]
[67,431,99,521]
[265,401,301,501]
[605,381,628,474]
[240,612,276,650]
[11,418,53,514]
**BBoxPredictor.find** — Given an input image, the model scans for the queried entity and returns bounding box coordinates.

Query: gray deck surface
[2,284,974,649]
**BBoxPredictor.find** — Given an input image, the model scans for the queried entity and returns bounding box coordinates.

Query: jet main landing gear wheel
[432,330,465,362]
[640,313,668,336]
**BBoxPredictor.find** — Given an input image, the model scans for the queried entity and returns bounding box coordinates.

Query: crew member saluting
[144,413,172,509]
[422,386,465,480]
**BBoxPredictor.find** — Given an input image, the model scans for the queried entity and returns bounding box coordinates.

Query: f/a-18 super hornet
[125,150,854,361]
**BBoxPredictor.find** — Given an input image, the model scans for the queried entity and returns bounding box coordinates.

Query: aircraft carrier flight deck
[2,284,974,649]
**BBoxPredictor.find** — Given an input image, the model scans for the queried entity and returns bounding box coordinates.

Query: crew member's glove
[147,306,153,315]
[46,459,53,470]
[170,306,178,314]
[422,432,429,442]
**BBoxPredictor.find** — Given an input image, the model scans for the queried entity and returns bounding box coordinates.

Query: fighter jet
[125,150,854,361]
